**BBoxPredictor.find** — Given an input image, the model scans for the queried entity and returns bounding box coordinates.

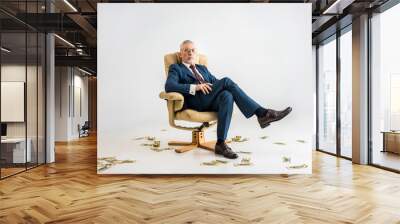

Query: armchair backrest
[163,52,208,76]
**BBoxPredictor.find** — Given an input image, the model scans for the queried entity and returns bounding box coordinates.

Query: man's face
[180,43,197,65]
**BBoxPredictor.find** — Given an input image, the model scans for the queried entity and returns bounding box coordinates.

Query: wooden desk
[382,131,400,154]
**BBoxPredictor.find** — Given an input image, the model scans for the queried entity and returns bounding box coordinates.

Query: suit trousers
[186,77,261,141]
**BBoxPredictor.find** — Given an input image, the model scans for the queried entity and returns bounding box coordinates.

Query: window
[370,3,400,171]
[340,29,352,158]
[318,37,337,155]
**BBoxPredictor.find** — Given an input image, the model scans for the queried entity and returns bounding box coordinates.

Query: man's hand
[196,83,213,94]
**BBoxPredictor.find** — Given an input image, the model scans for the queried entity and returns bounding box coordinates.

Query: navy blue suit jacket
[165,63,218,95]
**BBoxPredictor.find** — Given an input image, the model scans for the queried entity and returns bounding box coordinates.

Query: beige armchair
[159,52,218,153]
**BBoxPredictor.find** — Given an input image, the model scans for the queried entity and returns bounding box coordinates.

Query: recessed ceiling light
[54,34,75,48]
[78,67,93,76]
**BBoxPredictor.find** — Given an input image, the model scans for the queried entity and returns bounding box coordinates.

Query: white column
[45,0,56,163]
[352,14,369,164]
[55,67,73,141]
[46,32,55,163]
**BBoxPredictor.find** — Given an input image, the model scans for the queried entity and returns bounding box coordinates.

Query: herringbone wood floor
[1,134,400,224]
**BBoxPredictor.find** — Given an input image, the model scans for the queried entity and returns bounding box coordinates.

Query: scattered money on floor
[286,163,308,169]
[282,156,291,163]
[201,159,229,166]
[150,147,174,152]
[136,135,174,152]
[231,136,249,142]
[234,157,252,166]
[237,151,252,154]
[98,156,116,162]
[153,140,160,148]
[132,134,307,171]
[133,136,156,141]
[97,157,136,171]
[97,163,112,172]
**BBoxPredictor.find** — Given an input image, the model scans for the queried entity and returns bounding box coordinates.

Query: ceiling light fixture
[78,67,93,76]
[1,47,11,53]
[322,0,347,14]
[63,0,78,12]
[54,34,75,48]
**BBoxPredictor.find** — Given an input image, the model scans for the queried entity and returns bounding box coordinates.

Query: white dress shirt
[182,62,205,95]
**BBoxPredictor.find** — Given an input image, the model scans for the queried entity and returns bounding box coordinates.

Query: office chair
[78,121,90,138]
[159,52,218,153]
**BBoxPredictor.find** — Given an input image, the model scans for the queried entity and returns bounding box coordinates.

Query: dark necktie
[189,64,205,84]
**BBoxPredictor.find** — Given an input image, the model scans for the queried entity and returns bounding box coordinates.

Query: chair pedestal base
[168,131,216,153]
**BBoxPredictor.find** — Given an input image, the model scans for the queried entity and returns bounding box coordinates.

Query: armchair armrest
[159,91,184,101]
[159,91,184,112]
[159,91,217,131]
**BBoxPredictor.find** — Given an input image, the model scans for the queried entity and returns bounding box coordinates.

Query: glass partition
[0,1,46,179]
[0,31,28,177]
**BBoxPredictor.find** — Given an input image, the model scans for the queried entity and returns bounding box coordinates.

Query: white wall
[55,67,89,141]
[1,65,40,138]
[72,73,89,138]
[1,66,26,127]
[55,66,69,141]
[312,45,317,150]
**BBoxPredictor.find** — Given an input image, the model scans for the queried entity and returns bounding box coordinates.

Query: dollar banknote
[237,151,252,154]
[234,157,252,166]
[231,136,249,142]
[282,156,291,163]
[286,164,308,169]
[150,147,174,152]
[133,136,156,141]
[201,159,229,166]
[97,157,135,171]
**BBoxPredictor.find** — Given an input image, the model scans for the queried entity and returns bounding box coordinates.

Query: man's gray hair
[180,40,194,50]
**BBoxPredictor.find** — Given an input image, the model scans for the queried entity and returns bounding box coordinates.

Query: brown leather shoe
[257,107,292,128]
[215,142,238,159]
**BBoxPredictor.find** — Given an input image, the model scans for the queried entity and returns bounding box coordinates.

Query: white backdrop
[98,3,313,174]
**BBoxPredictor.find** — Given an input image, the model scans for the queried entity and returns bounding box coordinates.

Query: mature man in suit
[165,40,292,159]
